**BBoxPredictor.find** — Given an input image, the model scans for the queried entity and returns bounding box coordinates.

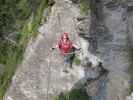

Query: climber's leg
[69,53,75,68]
[62,54,73,72]
[62,55,70,73]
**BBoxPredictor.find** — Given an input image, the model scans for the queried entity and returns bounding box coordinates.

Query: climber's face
[63,36,68,42]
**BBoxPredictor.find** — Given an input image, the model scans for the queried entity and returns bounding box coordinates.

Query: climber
[52,32,80,72]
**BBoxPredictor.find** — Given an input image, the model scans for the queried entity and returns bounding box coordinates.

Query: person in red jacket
[52,32,80,72]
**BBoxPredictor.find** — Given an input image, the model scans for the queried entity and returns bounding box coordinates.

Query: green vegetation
[54,89,90,100]
[0,0,49,99]
[79,0,90,15]
[74,56,81,66]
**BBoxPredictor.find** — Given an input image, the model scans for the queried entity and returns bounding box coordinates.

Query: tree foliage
[0,0,44,37]
[0,0,49,99]
[54,89,90,100]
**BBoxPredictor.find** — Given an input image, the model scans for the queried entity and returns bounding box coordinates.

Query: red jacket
[58,40,73,55]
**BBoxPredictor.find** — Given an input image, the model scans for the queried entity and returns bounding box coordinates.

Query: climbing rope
[57,12,63,33]
[46,50,53,100]
[45,36,56,100]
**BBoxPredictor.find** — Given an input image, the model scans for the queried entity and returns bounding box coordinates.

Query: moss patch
[74,57,81,66]
[80,0,90,15]
[54,89,90,100]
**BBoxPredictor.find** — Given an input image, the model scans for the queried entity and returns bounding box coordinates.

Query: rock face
[96,0,132,100]
[126,93,133,100]
[4,0,83,100]
[77,0,133,100]
[127,0,133,6]
[4,0,133,100]
[100,0,133,99]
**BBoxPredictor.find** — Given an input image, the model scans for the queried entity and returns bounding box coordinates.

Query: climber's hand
[50,48,54,52]
[75,48,81,51]
[51,47,56,51]
[78,48,81,51]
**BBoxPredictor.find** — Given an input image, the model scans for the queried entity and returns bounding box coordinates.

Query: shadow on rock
[54,60,109,100]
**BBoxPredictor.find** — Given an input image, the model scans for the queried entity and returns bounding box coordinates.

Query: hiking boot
[69,64,73,69]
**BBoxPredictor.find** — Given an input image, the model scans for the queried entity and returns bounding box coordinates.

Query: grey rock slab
[4,1,82,100]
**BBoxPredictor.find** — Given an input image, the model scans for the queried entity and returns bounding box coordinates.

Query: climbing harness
[52,47,81,54]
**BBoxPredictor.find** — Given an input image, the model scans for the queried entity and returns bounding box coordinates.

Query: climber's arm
[51,41,60,51]
[51,44,58,50]
[72,44,81,50]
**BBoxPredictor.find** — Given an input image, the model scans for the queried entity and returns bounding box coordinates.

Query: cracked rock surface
[4,0,133,100]
[4,1,83,100]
